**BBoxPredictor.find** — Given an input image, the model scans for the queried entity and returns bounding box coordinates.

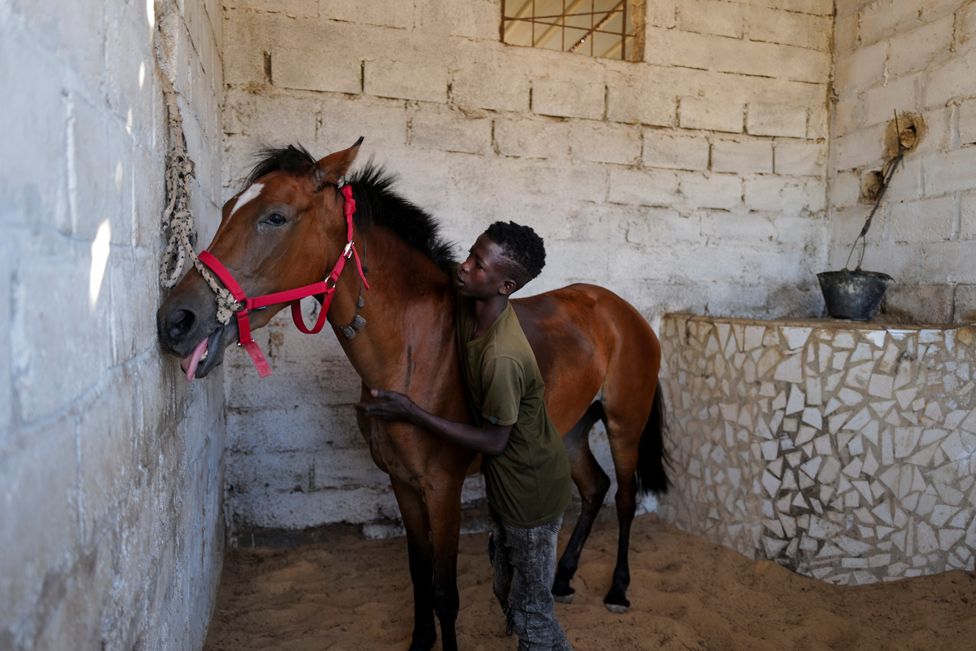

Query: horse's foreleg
[553,401,610,603]
[426,481,463,651]
[391,480,438,651]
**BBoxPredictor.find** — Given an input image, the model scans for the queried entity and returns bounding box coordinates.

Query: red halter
[197,184,369,377]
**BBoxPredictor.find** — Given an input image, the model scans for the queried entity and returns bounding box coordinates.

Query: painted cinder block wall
[829,0,976,322]
[0,0,226,648]
[219,0,835,532]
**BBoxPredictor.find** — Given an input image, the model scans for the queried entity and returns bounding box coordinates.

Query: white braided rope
[157,80,240,325]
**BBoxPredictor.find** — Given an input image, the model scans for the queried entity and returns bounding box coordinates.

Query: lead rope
[157,75,240,325]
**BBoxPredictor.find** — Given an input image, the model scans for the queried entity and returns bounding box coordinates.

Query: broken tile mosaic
[658,315,976,585]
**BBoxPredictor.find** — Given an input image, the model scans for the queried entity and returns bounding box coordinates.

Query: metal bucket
[817,269,893,321]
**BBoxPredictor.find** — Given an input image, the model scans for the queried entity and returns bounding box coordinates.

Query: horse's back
[512,283,660,433]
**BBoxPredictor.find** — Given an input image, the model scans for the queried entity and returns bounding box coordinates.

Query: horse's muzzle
[157,288,237,379]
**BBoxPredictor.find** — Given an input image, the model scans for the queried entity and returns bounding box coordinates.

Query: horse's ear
[311,137,364,191]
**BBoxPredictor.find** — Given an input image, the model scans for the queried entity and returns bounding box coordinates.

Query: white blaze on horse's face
[215,182,265,240]
[230,182,264,218]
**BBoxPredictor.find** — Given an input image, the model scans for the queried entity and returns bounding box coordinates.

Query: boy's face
[456,233,516,299]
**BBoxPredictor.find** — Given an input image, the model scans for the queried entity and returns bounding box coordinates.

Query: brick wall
[829,0,976,322]
[220,0,834,532]
[0,0,226,648]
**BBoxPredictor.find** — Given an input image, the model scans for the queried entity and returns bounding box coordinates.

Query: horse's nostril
[167,308,196,341]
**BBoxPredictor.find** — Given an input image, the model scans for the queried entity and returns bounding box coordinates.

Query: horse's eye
[263,212,287,226]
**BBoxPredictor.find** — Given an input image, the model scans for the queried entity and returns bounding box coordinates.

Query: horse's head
[156,140,362,379]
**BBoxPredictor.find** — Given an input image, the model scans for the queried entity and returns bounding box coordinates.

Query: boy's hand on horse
[357,388,415,420]
[358,388,513,456]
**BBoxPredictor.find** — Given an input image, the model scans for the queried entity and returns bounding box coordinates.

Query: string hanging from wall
[155,70,239,326]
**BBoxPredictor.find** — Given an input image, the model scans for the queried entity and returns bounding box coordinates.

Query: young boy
[361,221,573,650]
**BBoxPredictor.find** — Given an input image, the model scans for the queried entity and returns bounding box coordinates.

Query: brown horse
[157,141,669,651]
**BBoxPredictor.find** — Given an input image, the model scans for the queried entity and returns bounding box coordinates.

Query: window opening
[502,0,645,62]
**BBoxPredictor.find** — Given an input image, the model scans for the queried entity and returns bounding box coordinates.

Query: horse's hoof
[408,631,436,651]
[603,591,630,614]
[552,585,575,603]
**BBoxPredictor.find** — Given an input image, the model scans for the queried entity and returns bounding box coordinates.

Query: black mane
[348,165,458,273]
[245,145,457,274]
[246,144,318,185]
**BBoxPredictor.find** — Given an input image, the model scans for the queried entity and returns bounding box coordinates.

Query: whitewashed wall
[829,0,976,322]
[0,0,226,648]
[219,0,834,533]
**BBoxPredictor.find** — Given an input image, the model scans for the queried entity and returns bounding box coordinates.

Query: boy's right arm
[357,388,512,456]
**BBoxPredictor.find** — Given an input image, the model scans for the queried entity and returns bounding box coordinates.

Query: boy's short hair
[485,221,546,288]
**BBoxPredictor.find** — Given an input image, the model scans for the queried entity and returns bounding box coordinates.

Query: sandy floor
[204,514,976,650]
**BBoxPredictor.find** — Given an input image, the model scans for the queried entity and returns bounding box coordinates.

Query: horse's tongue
[181,338,209,382]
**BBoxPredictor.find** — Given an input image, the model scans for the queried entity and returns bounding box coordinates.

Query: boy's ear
[498,278,518,297]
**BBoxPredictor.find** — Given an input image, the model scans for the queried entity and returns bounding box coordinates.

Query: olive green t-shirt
[457,299,571,527]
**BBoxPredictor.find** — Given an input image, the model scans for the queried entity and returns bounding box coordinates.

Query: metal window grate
[502,0,645,62]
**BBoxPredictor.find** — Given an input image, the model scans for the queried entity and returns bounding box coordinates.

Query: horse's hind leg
[603,441,638,613]
[601,390,656,612]
[552,401,611,602]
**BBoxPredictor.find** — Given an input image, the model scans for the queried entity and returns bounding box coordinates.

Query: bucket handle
[845,111,910,272]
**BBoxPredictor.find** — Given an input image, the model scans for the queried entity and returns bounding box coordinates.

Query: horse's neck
[329,226,456,392]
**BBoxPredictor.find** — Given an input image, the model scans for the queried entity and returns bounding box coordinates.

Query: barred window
[501,1,646,62]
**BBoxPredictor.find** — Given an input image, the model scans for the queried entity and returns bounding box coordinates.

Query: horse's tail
[636,384,670,496]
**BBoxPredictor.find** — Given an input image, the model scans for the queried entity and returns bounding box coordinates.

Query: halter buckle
[342,241,355,259]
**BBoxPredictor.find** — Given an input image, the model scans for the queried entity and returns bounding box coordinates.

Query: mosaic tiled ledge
[658,314,976,585]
